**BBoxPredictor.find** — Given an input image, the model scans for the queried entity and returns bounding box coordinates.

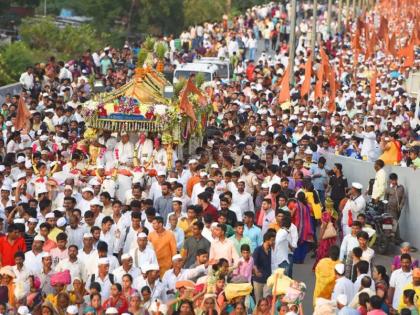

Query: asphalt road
[292,245,420,314]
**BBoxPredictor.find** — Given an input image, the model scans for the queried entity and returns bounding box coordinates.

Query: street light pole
[44,0,47,16]
[338,0,343,34]
[327,0,333,35]
[289,0,297,85]
[311,0,318,60]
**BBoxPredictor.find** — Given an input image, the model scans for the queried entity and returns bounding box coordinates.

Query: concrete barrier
[0,82,22,103]
[324,153,420,249]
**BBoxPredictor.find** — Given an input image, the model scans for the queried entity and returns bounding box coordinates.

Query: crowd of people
[0,0,419,315]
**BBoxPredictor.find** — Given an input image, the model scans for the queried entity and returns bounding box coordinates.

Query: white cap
[88,178,101,186]
[98,257,110,265]
[243,155,251,160]
[28,217,38,223]
[56,206,66,213]
[168,177,178,183]
[188,159,198,164]
[45,213,55,219]
[17,173,26,180]
[143,263,159,273]
[18,306,30,315]
[249,126,257,132]
[41,252,51,259]
[57,217,67,227]
[1,185,11,191]
[14,218,25,224]
[64,185,73,191]
[172,254,183,261]
[172,197,183,203]
[336,294,348,306]
[367,122,375,127]
[157,171,166,177]
[286,142,293,148]
[16,156,26,163]
[137,232,147,239]
[199,171,208,178]
[82,187,94,194]
[304,149,313,155]
[335,263,345,275]
[0,165,5,172]
[66,305,78,315]
[105,308,118,315]
[34,235,46,242]
[352,182,363,190]
[39,135,48,142]
[90,198,103,207]
[121,253,131,260]
[261,183,270,189]
[83,233,93,239]
[210,163,219,168]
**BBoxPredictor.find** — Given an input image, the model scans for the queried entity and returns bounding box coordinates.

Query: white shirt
[342,195,366,235]
[389,268,413,309]
[121,226,142,254]
[133,278,166,302]
[339,234,359,261]
[261,209,275,235]
[55,258,82,288]
[272,228,290,270]
[232,191,254,216]
[129,245,158,272]
[361,131,377,161]
[287,224,298,254]
[148,181,162,203]
[65,225,85,249]
[112,265,141,284]
[114,141,134,164]
[161,265,207,299]
[354,273,375,292]
[78,248,98,279]
[19,71,34,90]
[332,276,356,303]
[191,182,206,205]
[24,250,46,274]
[372,168,387,200]
[85,273,113,300]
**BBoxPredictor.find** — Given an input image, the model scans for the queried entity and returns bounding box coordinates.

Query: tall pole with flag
[311,0,318,61]
[289,0,297,85]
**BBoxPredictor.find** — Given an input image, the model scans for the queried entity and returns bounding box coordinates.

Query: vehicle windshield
[174,70,212,82]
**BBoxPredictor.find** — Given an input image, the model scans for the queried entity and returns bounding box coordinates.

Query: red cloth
[0,236,26,266]
[203,204,219,222]
[102,295,128,314]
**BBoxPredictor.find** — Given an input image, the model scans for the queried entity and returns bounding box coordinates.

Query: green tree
[0,41,42,83]
[183,0,225,26]
[19,17,108,59]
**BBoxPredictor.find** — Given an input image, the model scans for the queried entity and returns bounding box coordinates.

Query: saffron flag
[278,64,291,104]
[328,69,336,113]
[402,41,415,68]
[314,64,324,100]
[179,78,198,122]
[378,16,389,41]
[301,53,312,98]
[14,94,31,131]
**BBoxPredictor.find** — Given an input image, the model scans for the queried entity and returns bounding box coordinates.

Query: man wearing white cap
[78,233,97,279]
[148,170,167,202]
[86,257,114,299]
[114,132,134,166]
[77,187,95,215]
[361,122,379,162]
[133,263,166,301]
[336,294,359,314]
[341,182,366,236]
[111,253,141,284]
[332,263,356,304]
[24,234,47,274]
[129,232,158,270]
[161,254,207,300]
[39,252,54,295]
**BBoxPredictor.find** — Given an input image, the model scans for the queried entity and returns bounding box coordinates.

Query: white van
[193,57,232,81]
[173,63,219,84]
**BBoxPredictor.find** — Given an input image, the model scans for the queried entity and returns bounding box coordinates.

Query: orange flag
[378,16,389,41]
[314,64,324,100]
[179,78,197,122]
[14,94,31,131]
[320,46,331,76]
[328,69,336,113]
[402,41,415,68]
[301,53,312,98]
[387,33,397,56]
[278,65,291,104]
[370,72,377,109]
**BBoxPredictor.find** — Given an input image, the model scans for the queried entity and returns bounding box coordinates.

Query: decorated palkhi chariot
[76,63,211,199]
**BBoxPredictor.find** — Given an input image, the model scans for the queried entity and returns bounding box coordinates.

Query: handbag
[322,222,337,239]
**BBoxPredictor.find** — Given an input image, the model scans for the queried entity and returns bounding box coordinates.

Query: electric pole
[289,0,297,85]
[311,0,318,60]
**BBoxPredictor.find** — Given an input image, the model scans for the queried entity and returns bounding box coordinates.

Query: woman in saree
[292,192,314,264]
[313,245,341,306]
[313,210,337,270]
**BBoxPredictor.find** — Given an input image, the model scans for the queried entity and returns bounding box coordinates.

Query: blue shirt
[310,164,328,191]
[252,245,272,283]
[338,306,359,315]
[244,224,263,252]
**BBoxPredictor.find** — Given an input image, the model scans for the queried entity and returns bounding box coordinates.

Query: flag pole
[311,0,318,61]
[289,0,297,85]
